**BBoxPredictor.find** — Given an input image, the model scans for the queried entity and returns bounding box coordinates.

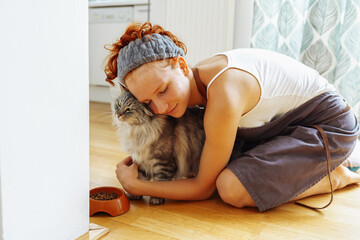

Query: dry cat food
[90,191,118,201]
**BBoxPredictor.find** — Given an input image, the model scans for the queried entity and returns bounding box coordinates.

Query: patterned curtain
[251,0,360,119]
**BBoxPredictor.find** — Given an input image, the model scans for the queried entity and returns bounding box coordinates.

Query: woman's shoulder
[193,48,266,85]
[195,51,261,117]
[194,55,228,86]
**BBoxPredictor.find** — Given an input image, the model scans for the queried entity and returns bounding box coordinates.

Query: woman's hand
[115,156,139,194]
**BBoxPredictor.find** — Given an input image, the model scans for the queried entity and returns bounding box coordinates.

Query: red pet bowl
[89,186,130,217]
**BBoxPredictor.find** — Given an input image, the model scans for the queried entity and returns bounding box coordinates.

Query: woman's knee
[216,168,255,208]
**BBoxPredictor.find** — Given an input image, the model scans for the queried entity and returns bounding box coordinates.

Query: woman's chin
[171,105,185,118]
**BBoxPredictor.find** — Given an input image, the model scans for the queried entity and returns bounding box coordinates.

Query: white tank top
[207,48,335,128]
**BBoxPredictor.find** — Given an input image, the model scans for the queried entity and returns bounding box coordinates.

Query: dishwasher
[89,0,149,102]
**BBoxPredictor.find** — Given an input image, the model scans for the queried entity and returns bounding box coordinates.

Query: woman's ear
[177,56,189,76]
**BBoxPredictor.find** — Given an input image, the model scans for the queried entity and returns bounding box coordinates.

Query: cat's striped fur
[112,84,205,205]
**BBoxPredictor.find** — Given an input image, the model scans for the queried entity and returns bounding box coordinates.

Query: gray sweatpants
[227,91,360,212]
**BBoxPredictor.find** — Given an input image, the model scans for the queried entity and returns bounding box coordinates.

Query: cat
[111,84,205,205]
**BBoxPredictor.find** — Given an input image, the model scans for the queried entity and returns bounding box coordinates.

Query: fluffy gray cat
[111,84,205,205]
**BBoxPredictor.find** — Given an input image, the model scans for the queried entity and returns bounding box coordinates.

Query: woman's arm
[116,101,241,200]
[117,157,217,200]
[115,70,257,200]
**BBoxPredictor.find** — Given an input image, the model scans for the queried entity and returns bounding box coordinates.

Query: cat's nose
[117,113,122,118]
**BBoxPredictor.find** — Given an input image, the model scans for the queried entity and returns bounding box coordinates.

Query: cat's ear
[110,79,121,99]
[110,79,127,98]
[143,104,154,117]
[119,82,127,94]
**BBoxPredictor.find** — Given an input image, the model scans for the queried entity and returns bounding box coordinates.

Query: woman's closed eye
[159,86,167,95]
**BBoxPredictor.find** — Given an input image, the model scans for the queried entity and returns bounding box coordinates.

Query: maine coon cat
[111,84,205,205]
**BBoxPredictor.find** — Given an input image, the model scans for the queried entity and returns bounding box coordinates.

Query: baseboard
[90,85,111,103]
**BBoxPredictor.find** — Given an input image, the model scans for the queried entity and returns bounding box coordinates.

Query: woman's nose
[153,99,168,114]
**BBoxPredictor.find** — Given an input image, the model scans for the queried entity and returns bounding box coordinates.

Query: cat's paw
[126,193,143,200]
[149,197,165,205]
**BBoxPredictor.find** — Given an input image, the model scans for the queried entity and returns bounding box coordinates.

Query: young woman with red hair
[106,22,360,212]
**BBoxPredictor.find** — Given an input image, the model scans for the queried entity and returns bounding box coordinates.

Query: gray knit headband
[117,33,185,87]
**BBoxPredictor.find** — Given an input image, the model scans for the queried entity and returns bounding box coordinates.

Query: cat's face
[113,90,154,125]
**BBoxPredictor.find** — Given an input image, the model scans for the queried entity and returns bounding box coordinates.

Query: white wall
[0,0,89,239]
[150,0,235,66]
[233,0,254,48]
[0,156,2,239]
[150,0,254,65]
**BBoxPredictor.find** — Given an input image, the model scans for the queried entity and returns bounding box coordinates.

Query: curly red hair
[104,22,187,86]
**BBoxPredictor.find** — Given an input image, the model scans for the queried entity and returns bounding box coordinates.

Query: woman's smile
[166,104,178,115]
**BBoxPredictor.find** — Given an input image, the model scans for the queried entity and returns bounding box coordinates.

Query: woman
[105,22,360,212]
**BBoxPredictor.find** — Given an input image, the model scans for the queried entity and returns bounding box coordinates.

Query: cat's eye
[125,107,132,112]
[118,102,121,107]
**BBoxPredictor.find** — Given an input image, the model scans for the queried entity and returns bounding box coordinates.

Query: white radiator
[150,0,235,66]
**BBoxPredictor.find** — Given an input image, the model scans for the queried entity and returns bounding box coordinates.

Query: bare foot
[334,165,360,189]
[293,165,360,201]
